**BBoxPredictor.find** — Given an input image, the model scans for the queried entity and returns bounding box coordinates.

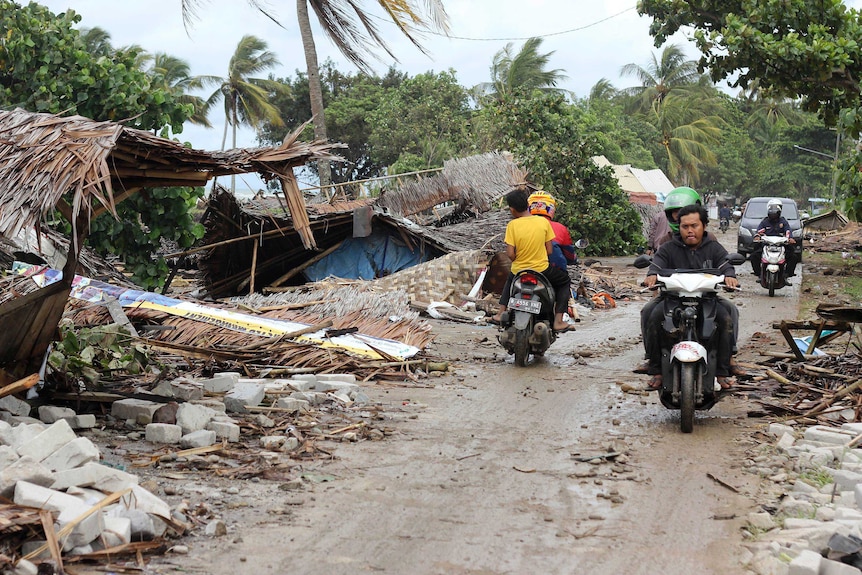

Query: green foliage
[0,1,188,132]
[87,186,205,290]
[476,90,643,255]
[369,70,473,169]
[49,323,154,388]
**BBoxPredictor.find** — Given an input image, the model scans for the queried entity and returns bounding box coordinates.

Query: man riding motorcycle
[641,204,740,390]
[750,199,798,281]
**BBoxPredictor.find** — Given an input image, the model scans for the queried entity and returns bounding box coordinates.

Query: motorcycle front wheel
[679,363,696,433]
[513,327,529,367]
[767,271,776,297]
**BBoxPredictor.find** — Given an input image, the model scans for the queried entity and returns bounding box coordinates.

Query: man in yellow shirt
[492,189,573,332]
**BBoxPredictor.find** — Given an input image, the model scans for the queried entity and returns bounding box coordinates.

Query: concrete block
[0,445,18,468]
[67,415,96,430]
[175,403,216,434]
[835,506,862,521]
[788,549,822,575]
[190,399,226,413]
[20,541,50,560]
[804,426,855,445]
[0,456,55,498]
[0,394,31,417]
[206,421,240,442]
[777,432,796,450]
[38,406,76,424]
[16,419,76,462]
[314,381,359,395]
[145,423,182,444]
[289,391,328,406]
[110,399,161,424]
[41,437,100,471]
[14,481,101,549]
[832,469,862,491]
[201,372,239,393]
[149,381,175,398]
[747,512,777,531]
[821,557,862,575]
[287,378,317,392]
[14,558,38,575]
[105,508,163,541]
[0,423,45,449]
[169,380,203,401]
[260,436,285,450]
[769,422,796,437]
[100,515,132,547]
[52,462,138,493]
[315,373,356,384]
[118,485,171,520]
[784,518,822,529]
[275,397,310,413]
[180,430,216,448]
[224,383,265,413]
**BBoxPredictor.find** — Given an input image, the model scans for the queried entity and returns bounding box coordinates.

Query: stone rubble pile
[0,371,368,573]
[743,423,862,575]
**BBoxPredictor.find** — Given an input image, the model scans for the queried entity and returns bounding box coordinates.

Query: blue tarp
[304,232,431,281]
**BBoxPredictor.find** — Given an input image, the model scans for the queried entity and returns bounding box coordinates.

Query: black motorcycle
[497,269,558,366]
[719,217,730,233]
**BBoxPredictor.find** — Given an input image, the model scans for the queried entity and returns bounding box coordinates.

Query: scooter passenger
[641,204,740,390]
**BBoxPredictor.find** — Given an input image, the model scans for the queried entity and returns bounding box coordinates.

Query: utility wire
[383,6,637,43]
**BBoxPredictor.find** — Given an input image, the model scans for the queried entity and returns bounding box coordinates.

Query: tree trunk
[296,0,332,192]
[231,94,238,193]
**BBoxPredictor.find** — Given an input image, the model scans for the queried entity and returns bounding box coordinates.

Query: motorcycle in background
[754,234,791,297]
[719,217,730,233]
[634,252,745,433]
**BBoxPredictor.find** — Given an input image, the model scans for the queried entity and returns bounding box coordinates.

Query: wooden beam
[268,240,344,288]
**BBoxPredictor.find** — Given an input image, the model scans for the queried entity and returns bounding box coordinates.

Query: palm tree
[620,44,703,114]
[143,53,213,127]
[204,35,288,191]
[79,26,113,57]
[475,37,568,102]
[181,0,449,188]
[738,80,802,144]
[652,92,724,185]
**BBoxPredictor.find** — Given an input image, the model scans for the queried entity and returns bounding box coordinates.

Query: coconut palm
[79,26,113,57]
[652,92,724,185]
[475,37,568,102]
[738,80,803,144]
[620,44,703,114]
[181,0,448,188]
[204,35,288,191]
[143,53,213,128]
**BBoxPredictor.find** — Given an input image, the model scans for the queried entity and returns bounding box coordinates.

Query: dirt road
[164,237,798,575]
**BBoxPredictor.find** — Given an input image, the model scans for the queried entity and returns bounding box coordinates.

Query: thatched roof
[375,152,526,217]
[0,108,339,239]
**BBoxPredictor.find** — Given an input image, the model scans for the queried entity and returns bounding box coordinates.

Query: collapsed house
[0,108,339,384]
[193,152,527,299]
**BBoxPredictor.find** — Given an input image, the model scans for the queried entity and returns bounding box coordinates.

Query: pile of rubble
[743,423,862,574]
[0,369,399,573]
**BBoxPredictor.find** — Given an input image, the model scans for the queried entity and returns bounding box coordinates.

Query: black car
[737,197,804,258]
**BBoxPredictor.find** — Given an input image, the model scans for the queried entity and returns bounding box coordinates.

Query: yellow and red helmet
[528,191,556,219]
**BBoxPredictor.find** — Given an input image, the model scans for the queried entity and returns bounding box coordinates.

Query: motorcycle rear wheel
[679,363,696,433]
[513,327,529,367]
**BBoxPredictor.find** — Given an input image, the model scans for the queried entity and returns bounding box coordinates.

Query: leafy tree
[368,70,472,170]
[637,0,862,215]
[476,90,643,255]
[182,0,449,188]
[0,2,187,131]
[259,63,406,183]
[475,37,568,103]
[0,2,204,290]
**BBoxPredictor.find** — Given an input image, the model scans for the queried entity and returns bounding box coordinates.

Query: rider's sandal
[647,374,662,390]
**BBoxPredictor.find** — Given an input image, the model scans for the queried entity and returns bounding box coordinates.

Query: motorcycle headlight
[738,227,753,238]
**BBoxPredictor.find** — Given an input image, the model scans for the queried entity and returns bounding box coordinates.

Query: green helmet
[663,186,702,232]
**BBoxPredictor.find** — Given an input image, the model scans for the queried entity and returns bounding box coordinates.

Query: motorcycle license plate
[508,297,541,314]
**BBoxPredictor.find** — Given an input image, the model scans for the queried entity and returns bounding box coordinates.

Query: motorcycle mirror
[574,238,589,249]
[633,254,652,269]
[726,253,746,266]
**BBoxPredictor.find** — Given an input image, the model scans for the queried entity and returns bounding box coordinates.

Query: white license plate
[508,297,541,314]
